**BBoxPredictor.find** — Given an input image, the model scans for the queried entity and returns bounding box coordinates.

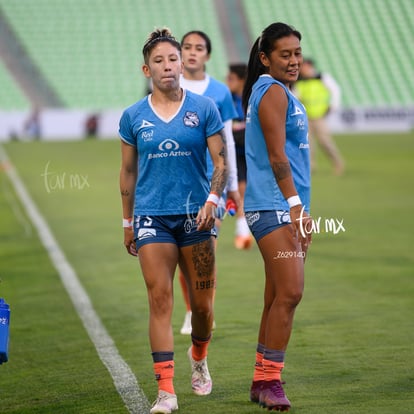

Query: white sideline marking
[0,146,150,414]
[1,172,32,237]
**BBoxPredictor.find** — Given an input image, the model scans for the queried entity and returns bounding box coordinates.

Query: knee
[191,300,213,319]
[148,289,173,316]
[266,286,303,311]
[283,289,303,309]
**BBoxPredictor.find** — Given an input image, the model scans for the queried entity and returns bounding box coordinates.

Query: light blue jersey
[119,90,223,216]
[204,78,238,180]
[203,77,238,123]
[244,75,311,212]
[181,75,238,181]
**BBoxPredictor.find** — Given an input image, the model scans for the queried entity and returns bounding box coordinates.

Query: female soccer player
[242,22,313,411]
[119,27,228,413]
[226,63,254,250]
[178,30,240,335]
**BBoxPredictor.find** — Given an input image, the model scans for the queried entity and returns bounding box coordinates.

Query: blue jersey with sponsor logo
[244,75,311,212]
[181,75,237,181]
[119,90,223,215]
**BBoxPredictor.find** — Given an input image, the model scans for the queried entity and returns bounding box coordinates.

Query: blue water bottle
[0,298,10,364]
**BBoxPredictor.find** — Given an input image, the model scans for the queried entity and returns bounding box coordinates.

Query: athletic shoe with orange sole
[234,235,253,250]
[259,380,291,411]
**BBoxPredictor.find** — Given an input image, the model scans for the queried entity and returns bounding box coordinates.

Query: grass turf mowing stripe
[0,145,150,414]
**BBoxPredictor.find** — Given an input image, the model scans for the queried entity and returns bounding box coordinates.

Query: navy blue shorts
[134,215,217,250]
[245,210,291,242]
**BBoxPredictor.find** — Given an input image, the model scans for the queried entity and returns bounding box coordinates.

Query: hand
[226,189,241,212]
[289,205,312,254]
[226,198,237,216]
[123,228,138,256]
[196,202,217,231]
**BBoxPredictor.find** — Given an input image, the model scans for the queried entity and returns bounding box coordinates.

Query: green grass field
[0,132,413,413]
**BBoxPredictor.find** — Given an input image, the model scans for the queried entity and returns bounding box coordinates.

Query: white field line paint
[1,171,32,237]
[0,146,150,414]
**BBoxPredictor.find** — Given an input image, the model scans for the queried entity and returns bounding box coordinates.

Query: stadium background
[1,2,413,413]
[0,0,413,139]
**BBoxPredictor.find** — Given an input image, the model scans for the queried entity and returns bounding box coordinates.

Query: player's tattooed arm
[210,166,226,195]
[209,130,228,196]
[272,161,292,182]
[219,130,227,165]
[271,160,302,205]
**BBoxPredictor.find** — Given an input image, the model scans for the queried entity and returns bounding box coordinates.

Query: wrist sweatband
[206,192,219,207]
[122,218,133,228]
[287,195,302,208]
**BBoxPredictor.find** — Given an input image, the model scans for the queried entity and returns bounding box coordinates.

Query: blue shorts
[245,210,291,242]
[133,215,217,250]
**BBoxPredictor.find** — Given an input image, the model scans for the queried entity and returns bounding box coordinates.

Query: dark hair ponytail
[242,37,265,113]
[242,22,302,114]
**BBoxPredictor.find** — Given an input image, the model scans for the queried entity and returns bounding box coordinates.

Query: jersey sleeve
[205,99,224,138]
[118,109,136,146]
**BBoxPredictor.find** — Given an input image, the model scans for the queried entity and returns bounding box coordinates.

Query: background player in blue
[119,28,228,414]
[178,30,240,335]
[242,22,313,411]
[226,63,254,250]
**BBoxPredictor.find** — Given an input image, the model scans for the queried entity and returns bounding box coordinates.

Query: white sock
[236,216,250,237]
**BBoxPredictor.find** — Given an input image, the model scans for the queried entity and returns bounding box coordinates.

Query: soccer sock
[152,352,175,394]
[253,343,265,382]
[263,349,285,381]
[179,271,191,312]
[191,334,211,361]
[236,216,250,237]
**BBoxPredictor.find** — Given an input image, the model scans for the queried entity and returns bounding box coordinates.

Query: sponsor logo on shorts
[184,218,197,233]
[245,211,260,227]
[276,210,291,224]
[137,228,156,240]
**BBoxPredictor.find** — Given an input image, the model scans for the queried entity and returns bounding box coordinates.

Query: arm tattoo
[210,168,226,195]
[272,161,292,182]
[219,130,227,165]
[219,145,226,165]
[120,189,130,197]
[192,239,215,278]
[209,131,227,194]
